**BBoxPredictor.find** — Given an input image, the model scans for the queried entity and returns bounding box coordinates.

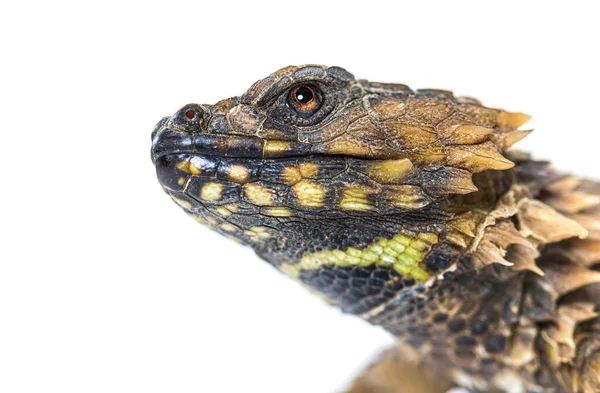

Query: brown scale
[151,65,600,393]
[349,164,600,393]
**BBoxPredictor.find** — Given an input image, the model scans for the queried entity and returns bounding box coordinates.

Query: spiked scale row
[325,93,535,200]
[445,164,600,392]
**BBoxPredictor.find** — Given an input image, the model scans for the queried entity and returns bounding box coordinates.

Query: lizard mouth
[151,120,312,164]
[151,121,333,196]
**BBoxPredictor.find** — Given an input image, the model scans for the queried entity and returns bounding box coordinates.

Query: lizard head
[151,65,531,314]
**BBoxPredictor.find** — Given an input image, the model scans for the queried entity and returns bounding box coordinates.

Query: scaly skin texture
[150,65,600,393]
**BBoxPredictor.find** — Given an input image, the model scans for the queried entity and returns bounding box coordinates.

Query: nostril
[171,104,206,131]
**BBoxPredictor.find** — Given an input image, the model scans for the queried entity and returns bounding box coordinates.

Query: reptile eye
[185,109,196,119]
[287,84,323,117]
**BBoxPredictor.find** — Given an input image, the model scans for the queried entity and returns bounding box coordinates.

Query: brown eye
[287,84,323,117]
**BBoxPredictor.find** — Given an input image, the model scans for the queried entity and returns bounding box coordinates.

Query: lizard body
[150,65,600,393]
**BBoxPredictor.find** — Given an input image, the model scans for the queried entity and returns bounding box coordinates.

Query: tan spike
[489,129,533,150]
[580,179,600,194]
[486,220,536,250]
[441,124,494,145]
[542,259,600,296]
[581,359,600,393]
[518,200,588,243]
[548,302,597,360]
[445,232,470,248]
[506,244,543,275]
[539,330,562,368]
[497,111,531,129]
[436,170,479,195]
[383,185,433,209]
[544,192,600,214]
[545,176,582,194]
[445,211,482,249]
[471,238,513,268]
[490,187,522,220]
[446,141,515,173]
[566,213,600,240]
[563,239,600,266]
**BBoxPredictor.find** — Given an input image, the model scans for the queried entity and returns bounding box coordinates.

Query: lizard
[150,65,600,393]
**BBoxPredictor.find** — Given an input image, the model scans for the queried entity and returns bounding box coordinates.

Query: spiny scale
[151,65,600,393]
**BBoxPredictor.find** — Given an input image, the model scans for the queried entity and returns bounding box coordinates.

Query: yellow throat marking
[281,232,438,282]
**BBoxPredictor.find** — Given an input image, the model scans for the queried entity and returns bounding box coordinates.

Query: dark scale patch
[229,211,280,230]
[432,313,449,323]
[454,348,476,362]
[455,335,477,347]
[470,321,488,336]
[405,335,426,348]
[483,310,499,324]
[484,334,507,354]
[354,267,373,278]
[349,277,367,288]
[423,246,457,272]
[207,114,230,134]
[298,265,411,314]
[448,318,466,333]
[267,219,397,263]
[367,277,386,287]
[479,357,499,376]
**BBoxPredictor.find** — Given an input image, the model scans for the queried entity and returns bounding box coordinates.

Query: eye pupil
[295,86,314,104]
[287,84,323,119]
[185,109,196,119]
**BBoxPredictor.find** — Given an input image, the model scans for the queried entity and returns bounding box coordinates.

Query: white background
[1,1,598,392]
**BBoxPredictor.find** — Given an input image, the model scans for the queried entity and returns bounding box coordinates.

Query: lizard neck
[364,264,531,389]
[366,264,523,350]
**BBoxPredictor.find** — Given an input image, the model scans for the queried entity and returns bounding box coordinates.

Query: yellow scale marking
[226,164,250,183]
[243,183,273,206]
[219,223,239,232]
[281,232,438,281]
[215,206,233,217]
[264,140,291,156]
[170,195,192,209]
[176,159,203,175]
[283,163,320,185]
[340,185,376,211]
[366,159,413,184]
[200,182,224,201]
[263,207,292,217]
[292,180,326,207]
[244,226,272,240]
